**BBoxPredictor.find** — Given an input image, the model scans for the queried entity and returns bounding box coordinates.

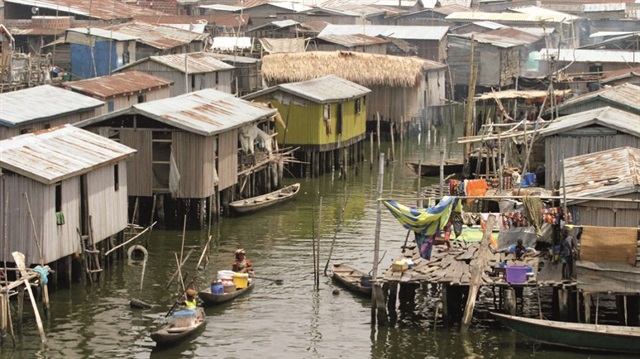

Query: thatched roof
[262,51,445,88]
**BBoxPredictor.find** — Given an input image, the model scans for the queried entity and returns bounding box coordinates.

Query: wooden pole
[417,160,422,207]
[104,222,156,256]
[174,253,186,293]
[439,137,445,196]
[376,112,381,157]
[311,202,317,290]
[461,214,497,332]
[390,123,395,162]
[12,252,46,343]
[179,214,187,266]
[498,131,503,190]
[369,131,374,171]
[561,151,568,217]
[463,36,476,176]
[372,153,385,325]
[164,248,194,289]
[316,196,322,289]
[324,193,349,276]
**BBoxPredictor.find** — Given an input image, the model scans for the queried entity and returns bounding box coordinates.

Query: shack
[550,83,640,117]
[74,89,279,228]
[0,85,103,140]
[539,106,640,191]
[561,146,640,228]
[243,75,370,177]
[62,71,173,113]
[447,28,543,95]
[309,34,389,54]
[207,53,262,96]
[62,28,139,79]
[114,52,234,97]
[0,124,136,286]
[260,51,448,138]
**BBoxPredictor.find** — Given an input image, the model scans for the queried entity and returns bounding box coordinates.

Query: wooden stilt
[390,123,395,162]
[504,287,516,315]
[442,284,450,327]
[387,282,398,324]
[12,252,46,343]
[584,292,592,323]
[374,283,387,326]
[370,131,374,171]
[558,288,569,321]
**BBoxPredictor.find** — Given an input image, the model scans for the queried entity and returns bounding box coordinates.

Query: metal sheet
[4,0,165,20]
[63,71,172,99]
[319,24,450,41]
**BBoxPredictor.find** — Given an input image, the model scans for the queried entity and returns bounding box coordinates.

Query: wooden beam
[12,252,46,343]
[461,214,497,332]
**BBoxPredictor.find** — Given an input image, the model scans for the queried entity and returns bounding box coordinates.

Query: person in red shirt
[232,249,253,277]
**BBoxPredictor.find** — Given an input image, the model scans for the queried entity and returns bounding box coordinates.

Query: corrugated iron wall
[218,130,238,190]
[121,128,153,197]
[87,163,129,241]
[173,131,216,199]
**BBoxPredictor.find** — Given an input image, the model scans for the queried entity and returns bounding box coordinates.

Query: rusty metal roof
[107,21,209,50]
[540,106,640,138]
[62,71,173,99]
[0,124,136,185]
[0,85,104,128]
[247,75,371,104]
[563,146,639,202]
[507,6,581,22]
[317,34,389,47]
[4,0,165,20]
[554,83,640,113]
[446,10,577,23]
[78,89,276,136]
[116,52,234,74]
[450,28,541,48]
[66,27,139,41]
[319,24,450,41]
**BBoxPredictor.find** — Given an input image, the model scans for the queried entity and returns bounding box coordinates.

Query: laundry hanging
[382,196,462,238]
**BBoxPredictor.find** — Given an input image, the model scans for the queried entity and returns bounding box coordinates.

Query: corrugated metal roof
[66,27,139,41]
[563,146,639,202]
[446,10,577,23]
[3,0,165,20]
[471,21,508,30]
[317,34,389,47]
[117,52,234,74]
[212,37,253,51]
[249,75,371,104]
[507,6,581,22]
[132,89,277,136]
[539,48,640,63]
[555,83,640,112]
[107,21,208,50]
[450,28,540,48]
[208,53,261,64]
[318,24,449,41]
[197,4,243,12]
[540,106,640,138]
[590,31,637,38]
[62,71,173,99]
[583,3,626,12]
[241,0,313,12]
[0,124,136,185]
[0,85,103,127]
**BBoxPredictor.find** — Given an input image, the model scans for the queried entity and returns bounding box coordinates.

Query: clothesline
[384,195,640,204]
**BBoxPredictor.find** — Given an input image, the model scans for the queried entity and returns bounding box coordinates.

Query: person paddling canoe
[232,249,254,277]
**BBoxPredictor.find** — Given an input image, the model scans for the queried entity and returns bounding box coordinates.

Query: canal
[3,120,626,359]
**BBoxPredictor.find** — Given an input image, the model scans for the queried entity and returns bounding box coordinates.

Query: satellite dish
[31,7,39,14]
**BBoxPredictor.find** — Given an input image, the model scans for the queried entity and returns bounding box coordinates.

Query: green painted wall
[254,95,366,148]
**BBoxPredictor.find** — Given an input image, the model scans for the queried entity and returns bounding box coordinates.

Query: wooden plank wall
[120,128,153,197]
[87,163,129,241]
[218,130,238,190]
[173,131,216,199]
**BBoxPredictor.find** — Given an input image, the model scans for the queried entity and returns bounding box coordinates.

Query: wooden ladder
[78,216,103,284]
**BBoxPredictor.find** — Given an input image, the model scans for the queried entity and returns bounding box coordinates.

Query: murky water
[1,121,632,358]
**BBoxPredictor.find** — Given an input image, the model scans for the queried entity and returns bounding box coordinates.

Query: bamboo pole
[385,194,640,204]
[311,202,317,290]
[175,253,186,294]
[164,248,194,289]
[179,215,187,267]
[369,131,374,171]
[376,112,381,158]
[390,123,395,162]
[463,36,476,167]
[12,252,45,343]
[371,153,385,325]
[104,222,157,256]
[316,197,322,289]
[323,193,349,276]
[461,214,497,332]
[439,137,445,196]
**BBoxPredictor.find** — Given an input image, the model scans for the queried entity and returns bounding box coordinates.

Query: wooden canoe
[405,159,463,177]
[198,279,255,306]
[150,307,206,346]
[492,312,640,354]
[229,183,301,215]
[331,263,372,297]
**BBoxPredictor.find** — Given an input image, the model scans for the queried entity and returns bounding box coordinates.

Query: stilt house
[243,75,370,177]
[0,85,104,140]
[75,88,278,228]
[0,125,136,267]
[260,51,447,138]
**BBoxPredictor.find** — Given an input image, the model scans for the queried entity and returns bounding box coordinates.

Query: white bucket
[217,270,235,280]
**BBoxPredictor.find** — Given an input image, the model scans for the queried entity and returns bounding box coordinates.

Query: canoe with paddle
[229,183,300,215]
[331,263,372,297]
[198,279,255,306]
[150,307,206,346]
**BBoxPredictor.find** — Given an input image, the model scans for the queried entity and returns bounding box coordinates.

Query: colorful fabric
[465,179,488,205]
[382,196,462,236]
[415,232,436,259]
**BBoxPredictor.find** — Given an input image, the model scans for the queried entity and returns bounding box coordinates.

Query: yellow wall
[255,95,367,148]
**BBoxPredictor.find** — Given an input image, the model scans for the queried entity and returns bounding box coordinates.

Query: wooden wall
[218,129,238,191]
[87,163,129,241]
[173,131,217,198]
[120,128,153,197]
[574,193,640,228]
[0,108,103,140]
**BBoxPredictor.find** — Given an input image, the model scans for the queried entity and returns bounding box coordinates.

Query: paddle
[253,277,283,285]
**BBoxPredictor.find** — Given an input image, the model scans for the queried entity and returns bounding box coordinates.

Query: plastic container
[505,266,528,284]
[211,282,224,295]
[217,270,234,281]
[523,173,536,186]
[223,282,237,293]
[172,310,196,327]
[232,272,249,289]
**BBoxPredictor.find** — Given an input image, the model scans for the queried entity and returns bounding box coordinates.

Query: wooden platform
[382,241,572,288]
